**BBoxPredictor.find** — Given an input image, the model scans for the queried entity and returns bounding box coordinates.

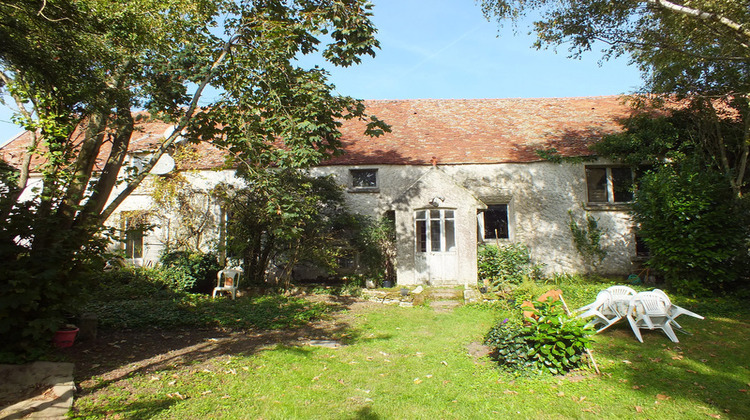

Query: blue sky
[0,0,644,144]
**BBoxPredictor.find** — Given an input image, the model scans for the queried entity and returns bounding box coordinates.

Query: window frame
[349,168,379,192]
[121,212,146,260]
[478,203,511,241]
[415,209,457,253]
[585,165,635,206]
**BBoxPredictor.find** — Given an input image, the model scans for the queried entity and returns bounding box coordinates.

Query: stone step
[427,288,464,300]
[430,300,462,313]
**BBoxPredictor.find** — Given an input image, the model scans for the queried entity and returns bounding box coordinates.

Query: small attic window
[350,169,378,191]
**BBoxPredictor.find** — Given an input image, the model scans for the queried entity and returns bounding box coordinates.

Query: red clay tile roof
[328,96,635,166]
[1,96,635,171]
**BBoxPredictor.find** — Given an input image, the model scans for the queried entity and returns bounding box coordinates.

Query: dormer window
[350,169,378,191]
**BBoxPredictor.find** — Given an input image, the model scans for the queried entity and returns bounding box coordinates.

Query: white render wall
[114,162,636,282]
[108,170,241,266]
[310,161,636,282]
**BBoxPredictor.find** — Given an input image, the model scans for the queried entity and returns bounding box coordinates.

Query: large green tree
[220,169,347,286]
[0,0,386,360]
[482,0,750,195]
[593,112,749,294]
[482,0,750,293]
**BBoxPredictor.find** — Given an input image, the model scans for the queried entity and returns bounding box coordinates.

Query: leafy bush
[159,251,221,293]
[477,243,540,289]
[85,294,331,330]
[93,267,172,301]
[632,164,749,296]
[353,216,396,286]
[485,299,592,375]
[0,209,108,363]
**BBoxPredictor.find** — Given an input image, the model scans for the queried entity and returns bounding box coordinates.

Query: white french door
[415,209,458,284]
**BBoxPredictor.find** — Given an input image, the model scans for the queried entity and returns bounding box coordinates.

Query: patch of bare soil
[60,296,377,395]
[466,341,491,360]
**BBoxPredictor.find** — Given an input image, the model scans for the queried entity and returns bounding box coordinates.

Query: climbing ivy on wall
[568,210,607,271]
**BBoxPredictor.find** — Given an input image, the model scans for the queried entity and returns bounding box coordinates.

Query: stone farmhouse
[1,96,643,286]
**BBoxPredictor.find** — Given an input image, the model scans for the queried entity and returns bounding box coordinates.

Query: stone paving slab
[430,300,462,313]
[0,361,75,419]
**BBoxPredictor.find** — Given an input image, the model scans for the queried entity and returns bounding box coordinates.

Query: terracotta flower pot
[53,326,79,348]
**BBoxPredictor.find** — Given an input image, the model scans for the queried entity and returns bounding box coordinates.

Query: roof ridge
[361,95,628,103]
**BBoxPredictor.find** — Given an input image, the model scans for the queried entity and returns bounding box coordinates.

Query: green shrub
[485,299,593,375]
[632,164,749,296]
[93,267,172,301]
[477,243,540,290]
[84,294,331,330]
[159,251,221,293]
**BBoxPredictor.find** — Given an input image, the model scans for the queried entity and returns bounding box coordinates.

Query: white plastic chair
[626,291,679,342]
[652,289,705,330]
[213,268,242,300]
[575,290,623,332]
[605,285,637,315]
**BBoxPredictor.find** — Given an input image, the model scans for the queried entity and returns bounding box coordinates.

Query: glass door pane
[416,209,456,253]
[430,220,442,252]
[416,220,427,252]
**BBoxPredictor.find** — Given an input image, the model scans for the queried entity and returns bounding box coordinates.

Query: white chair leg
[627,315,643,343]
[661,322,679,343]
[669,318,684,330]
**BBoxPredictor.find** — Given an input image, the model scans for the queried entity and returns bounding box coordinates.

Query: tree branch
[99,33,241,223]
[646,0,750,49]
[736,103,750,196]
[56,110,108,229]
[0,71,37,193]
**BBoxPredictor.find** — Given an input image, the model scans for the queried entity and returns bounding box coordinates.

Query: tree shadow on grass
[70,397,176,419]
[593,315,750,418]
[352,405,380,419]
[60,296,384,409]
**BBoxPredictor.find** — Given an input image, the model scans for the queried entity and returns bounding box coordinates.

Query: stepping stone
[0,361,75,419]
[308,340,341,348]
[431,300,462,313]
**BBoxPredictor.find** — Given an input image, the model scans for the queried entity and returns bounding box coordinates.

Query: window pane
[444,210,454,219]
[416,210,425,220]
[484,204,509,239]
[445,219,456,251]
[586,167,608,203]
[126,229,143,259]
[351,169,377,188]
[611,167,634,202]
[416,220,427,252]
[430,209,440,219]
[635,233,650,257]
[431,220,441,252]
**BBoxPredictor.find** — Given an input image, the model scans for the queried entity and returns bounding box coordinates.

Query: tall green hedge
[633,164,749,296]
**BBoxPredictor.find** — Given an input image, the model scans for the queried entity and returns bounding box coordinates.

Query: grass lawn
[68,285,749,419]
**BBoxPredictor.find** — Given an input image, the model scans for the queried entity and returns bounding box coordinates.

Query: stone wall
[113,160,636,281]
[310,160,636,280]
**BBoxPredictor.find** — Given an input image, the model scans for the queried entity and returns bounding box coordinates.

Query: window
[350,169,378,190]
[416,209,456,253]
[123,216,144,259]
[635,233,650,258]
[586,166,634,204]
[479,204,509,240]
